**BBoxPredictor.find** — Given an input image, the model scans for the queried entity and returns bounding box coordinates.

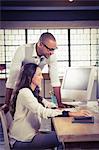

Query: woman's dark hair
[10,63,43,116]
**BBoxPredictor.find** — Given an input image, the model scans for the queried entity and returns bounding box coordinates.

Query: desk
[52,113,99,149]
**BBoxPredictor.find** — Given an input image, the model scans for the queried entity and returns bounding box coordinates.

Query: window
[0,28,98,78]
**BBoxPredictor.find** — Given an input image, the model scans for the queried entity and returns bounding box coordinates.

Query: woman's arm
[19,88,63,119]
[19,88,92,119]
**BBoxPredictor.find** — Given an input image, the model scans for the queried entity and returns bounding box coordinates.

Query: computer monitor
[61,66,95,102]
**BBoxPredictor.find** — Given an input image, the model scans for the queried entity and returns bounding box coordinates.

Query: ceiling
[1,0,99,9]
[1,0,99,28]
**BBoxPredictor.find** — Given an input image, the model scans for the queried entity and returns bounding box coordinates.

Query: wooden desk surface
[52,113,99,143]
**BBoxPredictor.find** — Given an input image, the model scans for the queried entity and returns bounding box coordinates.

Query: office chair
[0,109,13,150]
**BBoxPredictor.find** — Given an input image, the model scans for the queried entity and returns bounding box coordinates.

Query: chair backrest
[0,110,13,150]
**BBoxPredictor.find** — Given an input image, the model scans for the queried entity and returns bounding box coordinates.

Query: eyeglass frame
[41,42,57,51]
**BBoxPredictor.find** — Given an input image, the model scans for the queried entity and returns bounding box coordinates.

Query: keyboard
[72,116,94,123]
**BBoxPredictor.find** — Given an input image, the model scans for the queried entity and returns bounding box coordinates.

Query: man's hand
[0,104,9,113]
[58,103,75,108]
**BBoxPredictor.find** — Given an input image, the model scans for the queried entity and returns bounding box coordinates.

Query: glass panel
[91,29,99,44]
[71,61,91,67]
[71,29,90,44]
[91,45,97,61]
[55,46,68,61]
[0,46,5,62]
[0,30,4,45]
[48,29,68,45]
[27,29,47,43]
[71,45,90,60]
[5,29,25,45]
[0,74,6,78]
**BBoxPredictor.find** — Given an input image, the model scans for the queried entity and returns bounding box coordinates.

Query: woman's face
[31,67,43,87]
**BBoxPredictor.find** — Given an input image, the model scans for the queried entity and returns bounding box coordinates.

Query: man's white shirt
[6,43,60,89]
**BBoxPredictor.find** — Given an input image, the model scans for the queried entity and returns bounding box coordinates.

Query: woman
[9,63,91,150]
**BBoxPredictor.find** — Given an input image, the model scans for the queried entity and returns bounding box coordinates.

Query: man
[4,32,73,112]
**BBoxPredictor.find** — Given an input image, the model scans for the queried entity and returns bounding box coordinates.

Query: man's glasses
[42,42,57,51]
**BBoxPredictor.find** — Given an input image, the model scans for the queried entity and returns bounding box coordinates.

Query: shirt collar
[32,43,38,58]
[32,43,46,61]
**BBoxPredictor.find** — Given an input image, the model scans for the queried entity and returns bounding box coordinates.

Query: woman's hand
[69,109,93,117]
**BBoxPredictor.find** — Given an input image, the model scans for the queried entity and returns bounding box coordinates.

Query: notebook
[72,116,94,123]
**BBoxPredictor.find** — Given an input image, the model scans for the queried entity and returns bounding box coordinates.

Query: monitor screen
[61,67,95,102]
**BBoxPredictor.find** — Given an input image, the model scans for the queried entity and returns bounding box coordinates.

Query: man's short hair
[39,32,56,43]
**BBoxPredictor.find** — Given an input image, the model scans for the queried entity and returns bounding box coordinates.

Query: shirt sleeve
[6,45,25,89]
[19,88,62,119]
[48,52,60,87]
